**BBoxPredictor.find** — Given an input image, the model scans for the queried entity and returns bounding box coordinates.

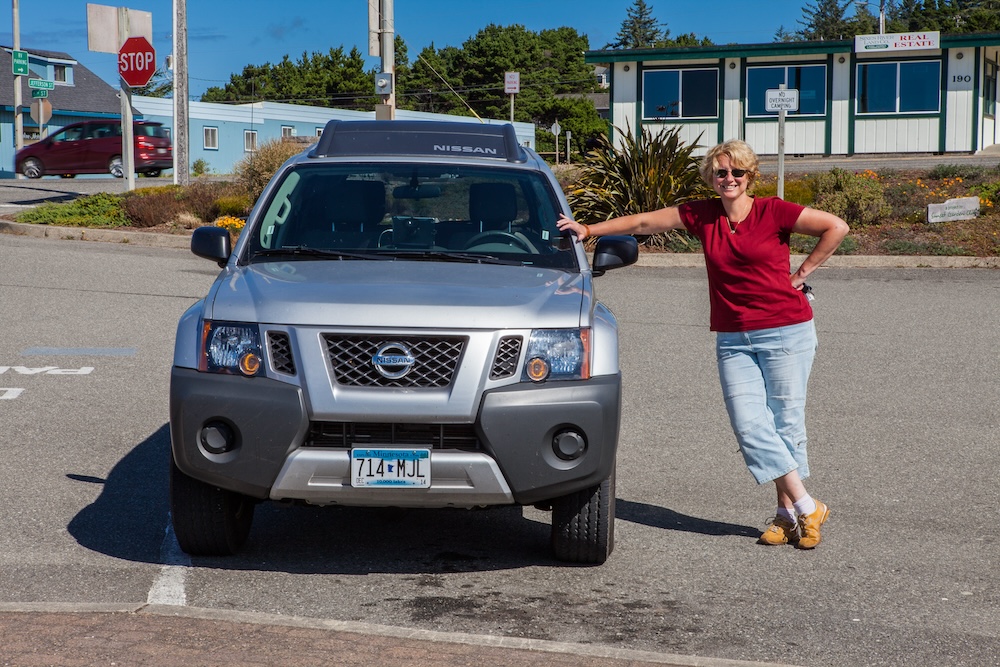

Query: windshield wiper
[380,250,523,265]
[252,246,391,261]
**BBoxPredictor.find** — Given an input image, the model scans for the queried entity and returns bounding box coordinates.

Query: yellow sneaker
[795,501,830,549]
[757,515,799,545]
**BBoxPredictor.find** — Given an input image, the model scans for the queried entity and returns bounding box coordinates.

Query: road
[0,233,998,666]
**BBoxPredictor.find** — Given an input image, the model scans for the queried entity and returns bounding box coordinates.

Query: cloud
[266,17,307,41]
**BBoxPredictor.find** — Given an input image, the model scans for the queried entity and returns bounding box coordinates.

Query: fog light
[526,357,549,382]
[200,421,235,454]
[238,352,261,376]
[553,430,586,461]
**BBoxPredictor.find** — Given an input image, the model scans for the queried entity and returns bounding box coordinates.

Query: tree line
[152,1,999,150]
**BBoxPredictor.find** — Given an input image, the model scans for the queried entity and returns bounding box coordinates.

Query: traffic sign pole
[778,85,786,199]
[119,7,136,191]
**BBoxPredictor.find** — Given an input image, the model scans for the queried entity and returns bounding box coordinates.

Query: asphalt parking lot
[0,226,997,666]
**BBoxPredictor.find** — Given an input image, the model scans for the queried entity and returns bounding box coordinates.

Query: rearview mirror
[392,185,442,199]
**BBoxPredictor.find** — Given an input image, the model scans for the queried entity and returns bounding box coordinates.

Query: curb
[0,602,799,667]
[3,220,997,268]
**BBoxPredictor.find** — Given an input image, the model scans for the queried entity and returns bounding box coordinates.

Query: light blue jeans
[715,320,817,485]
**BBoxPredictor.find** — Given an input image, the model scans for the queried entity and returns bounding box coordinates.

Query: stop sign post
[118,36,155,88]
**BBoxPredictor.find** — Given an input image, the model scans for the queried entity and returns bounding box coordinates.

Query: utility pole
[173,0,189,185]
[13,0,23,177]
[370,0,395,119]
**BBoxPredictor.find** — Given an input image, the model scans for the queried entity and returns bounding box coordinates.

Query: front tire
[21,158,43,179]
[109,156,124,178]
[550,467,616,564]
[170,459,254,556]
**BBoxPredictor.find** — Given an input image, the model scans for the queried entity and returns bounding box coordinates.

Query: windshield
[245,163,578,270]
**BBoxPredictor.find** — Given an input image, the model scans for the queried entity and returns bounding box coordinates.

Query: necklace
[725,199,753,234]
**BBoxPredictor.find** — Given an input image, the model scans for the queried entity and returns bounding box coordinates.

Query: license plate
[351,448,430,488]
[157,148,167,154]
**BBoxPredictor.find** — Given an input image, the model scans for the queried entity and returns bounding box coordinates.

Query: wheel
[170,459,254,556]
[464,230,533,252]
[143,169,161,178]
[109,156,124,178]
[550,467,615,564]
[20,157,43,179]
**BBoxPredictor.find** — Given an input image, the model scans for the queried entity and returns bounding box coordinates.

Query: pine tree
[606,0,665,49]
[798,0,853,40]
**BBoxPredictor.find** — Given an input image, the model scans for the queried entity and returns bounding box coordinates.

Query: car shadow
[67,425,756,574]
[615,499,759,538]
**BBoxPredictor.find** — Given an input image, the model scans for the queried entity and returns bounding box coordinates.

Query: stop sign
[118,36,156,88]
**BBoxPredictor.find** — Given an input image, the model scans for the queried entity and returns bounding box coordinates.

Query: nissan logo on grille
[372,343,416,379]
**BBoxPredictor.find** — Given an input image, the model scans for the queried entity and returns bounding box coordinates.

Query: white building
[587,31,1000,155]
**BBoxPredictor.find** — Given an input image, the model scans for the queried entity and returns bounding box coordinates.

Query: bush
[233,138,306,203]
[16,192,128,228]
[753,177,815,206]
[790,233,858,255]
[214,194,252,218]
[122,186,186,228]
[191,159,209,177]
[813,168,891,226]
[566,126,713,251]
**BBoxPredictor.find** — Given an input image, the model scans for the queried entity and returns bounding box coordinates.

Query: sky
[4,0,817,99]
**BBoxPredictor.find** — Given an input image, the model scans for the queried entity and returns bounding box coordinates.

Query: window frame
[985,61,997,119]
[745,64,828,119]
[855,59,942,115]
[244,129,258,153]
[281,125,295,139]
[641,67,720,121]
[203,126,219,150]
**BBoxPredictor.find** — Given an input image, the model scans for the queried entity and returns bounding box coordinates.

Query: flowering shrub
[215,215,246,237]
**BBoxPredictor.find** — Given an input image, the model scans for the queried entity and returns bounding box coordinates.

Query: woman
[557,139,849,549]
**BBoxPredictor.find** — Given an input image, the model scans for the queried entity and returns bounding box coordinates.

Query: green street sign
[31,89,48,99]
[12,50,28,76]
[28,78,55,90]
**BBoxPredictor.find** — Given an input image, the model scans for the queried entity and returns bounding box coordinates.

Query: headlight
[522,329,590,382]
[200,321,263,376]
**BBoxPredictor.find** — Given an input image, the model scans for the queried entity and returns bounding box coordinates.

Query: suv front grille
[323,335,465,388]
[268,331,296,375]
[490,335,522,379]
[306,422,480,450]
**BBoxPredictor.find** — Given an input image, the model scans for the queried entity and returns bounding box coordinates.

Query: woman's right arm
[556,207,685,241]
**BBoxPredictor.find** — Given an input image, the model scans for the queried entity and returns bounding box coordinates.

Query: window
[281,125,295,138]
[986,61,997,118]
[747,65,827,117]
[642,68,719,120]
[316,127,324,137]
[244,130,258,152]
[204,126,218,150]
[53,65,67,83]
[857,60,941,114]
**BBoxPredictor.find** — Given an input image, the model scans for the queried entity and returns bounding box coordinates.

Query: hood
[205,260,587,330]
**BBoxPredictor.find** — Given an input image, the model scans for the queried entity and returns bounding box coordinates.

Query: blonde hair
[700,140,760,188]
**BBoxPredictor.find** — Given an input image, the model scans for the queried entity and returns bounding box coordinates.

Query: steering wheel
[464,231,533,252]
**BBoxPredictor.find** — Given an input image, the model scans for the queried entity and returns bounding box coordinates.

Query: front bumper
[170,367,621,506]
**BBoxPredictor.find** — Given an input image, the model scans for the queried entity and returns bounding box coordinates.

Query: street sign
[765,88,799,112]
[28,79,55,90]
[118,36,156,88]
[550,120,561,137]
[31,89,48,99]
[30,99,52,125]
[504,72,520,95]
[12,50,28,76]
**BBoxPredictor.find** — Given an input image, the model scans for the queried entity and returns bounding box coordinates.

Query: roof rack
[311,120,527,164]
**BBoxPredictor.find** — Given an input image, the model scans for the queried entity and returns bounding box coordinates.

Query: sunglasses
[714,168,748,179]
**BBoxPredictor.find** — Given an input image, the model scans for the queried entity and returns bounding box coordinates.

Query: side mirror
[591,235,639,277]
[191,226,232,267]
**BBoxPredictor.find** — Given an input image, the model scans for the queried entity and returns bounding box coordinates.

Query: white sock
[776,507,796,523]
[793,494,817,517]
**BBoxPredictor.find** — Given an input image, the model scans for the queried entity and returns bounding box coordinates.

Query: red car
[15,120,173,178]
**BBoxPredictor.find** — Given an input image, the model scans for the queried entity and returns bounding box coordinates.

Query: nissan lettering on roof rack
[169,119,638,565]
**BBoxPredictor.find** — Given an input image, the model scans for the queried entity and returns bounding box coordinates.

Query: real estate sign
[855,31,940,53]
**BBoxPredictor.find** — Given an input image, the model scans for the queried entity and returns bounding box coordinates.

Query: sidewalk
[2,219,998,269]
[0,603,796,667]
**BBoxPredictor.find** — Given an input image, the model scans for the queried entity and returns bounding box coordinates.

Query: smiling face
[711,154,750,203]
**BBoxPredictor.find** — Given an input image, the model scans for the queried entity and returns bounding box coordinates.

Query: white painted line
[146,517,190,607]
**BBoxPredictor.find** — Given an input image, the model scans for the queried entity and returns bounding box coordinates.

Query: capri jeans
[715,320,817,485]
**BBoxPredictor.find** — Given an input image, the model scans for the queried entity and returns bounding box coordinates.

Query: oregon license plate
[351,448,430,488]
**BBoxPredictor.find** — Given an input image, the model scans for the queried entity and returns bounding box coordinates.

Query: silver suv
[170,120,637,564]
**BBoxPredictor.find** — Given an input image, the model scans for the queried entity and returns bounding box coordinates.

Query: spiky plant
[566,126,713,251]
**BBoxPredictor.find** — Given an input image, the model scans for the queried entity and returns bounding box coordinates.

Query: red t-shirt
[677,196,812,332]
